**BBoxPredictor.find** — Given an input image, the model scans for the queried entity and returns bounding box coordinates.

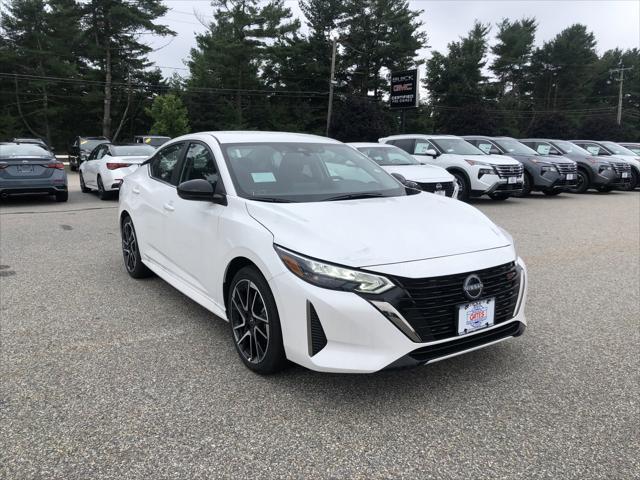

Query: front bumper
[470,172,524,197]
[533,170,578,190]
[270,255,528,373]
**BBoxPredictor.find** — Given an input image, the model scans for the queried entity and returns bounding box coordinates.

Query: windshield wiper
[326,192,385,201]
[250,196,295,203]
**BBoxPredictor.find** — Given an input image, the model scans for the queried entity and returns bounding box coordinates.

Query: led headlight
[598,163,613,173]
[274,245,394,294]
[540,164,558,174]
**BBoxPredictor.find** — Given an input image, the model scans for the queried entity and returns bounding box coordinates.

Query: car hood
[381,164,453,183]
[246,194,511,268]
[507,153,575,165]
[440,153,521,165]
[610,155,640,168]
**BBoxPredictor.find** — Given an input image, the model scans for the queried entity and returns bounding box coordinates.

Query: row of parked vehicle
[1,130,638,374]
[0,133,637,204]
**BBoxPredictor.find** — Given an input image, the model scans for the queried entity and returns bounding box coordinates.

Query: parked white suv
[348,142,458,198]
[379,134,524,201]
[119,131,528,374]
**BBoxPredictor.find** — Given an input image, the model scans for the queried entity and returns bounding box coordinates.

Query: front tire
[515,172,532,197]
[227,266,287,374]
[121,216,152,278]
[569,169,590,193]
[623,169,638,191]
[451,171,470,202]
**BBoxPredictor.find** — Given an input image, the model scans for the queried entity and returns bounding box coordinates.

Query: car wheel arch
[223,257,263,314]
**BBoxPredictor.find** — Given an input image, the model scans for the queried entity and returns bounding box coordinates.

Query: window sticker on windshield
[586,146,599,155]
[414,143,430,154]
[478,143,492,154]
[537,145,551,155]
[251,172,276,183]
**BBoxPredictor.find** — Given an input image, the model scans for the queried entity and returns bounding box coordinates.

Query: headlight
[465,159,496,169]
[274,245,394,294]
[540,165,558,173]
[598,163,613,172]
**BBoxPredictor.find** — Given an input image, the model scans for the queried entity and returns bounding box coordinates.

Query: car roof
[203,131,339,145]
[380,134,458,141]
[348,142,396,148]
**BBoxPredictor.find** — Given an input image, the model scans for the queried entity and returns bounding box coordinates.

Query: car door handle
[163,203,175,212]
[132,187,140,194]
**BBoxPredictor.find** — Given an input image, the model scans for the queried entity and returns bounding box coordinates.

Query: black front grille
[408,321,525,363]
[418,181,455,197]
[494,164,524,178]
[556,163,578,174]
[612,162,631,175]
[390,262,521,342]
[307,302,327,356]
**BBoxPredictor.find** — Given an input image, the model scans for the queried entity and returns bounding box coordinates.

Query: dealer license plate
[566,173,576,180]
[17,165,33,173]
[622,172,629,178]
[508,177,518,184]
[435,189,446,196]
[458,298,495,335]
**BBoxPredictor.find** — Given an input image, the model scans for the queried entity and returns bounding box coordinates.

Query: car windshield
[600,141,637,156]
[221,142,405,203]
[80,139,108,151]
[430,138,484,155]
[495,139,537,155]
[112,145,155,156]
[356,146,419,166]
[622,144,640,155]
[0,144,51,158]
[552,140,591,156]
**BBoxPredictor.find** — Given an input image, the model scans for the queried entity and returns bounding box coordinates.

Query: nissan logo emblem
[463,274,483,300]
[435,183,442,190]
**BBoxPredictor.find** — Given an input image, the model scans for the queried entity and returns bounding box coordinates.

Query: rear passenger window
[180,143,219,184]
[392,139,416,154]
[150,143,184,185]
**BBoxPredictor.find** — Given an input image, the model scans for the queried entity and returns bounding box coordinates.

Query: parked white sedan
[349,142,458,198]
[118,131,528,374]
[79,143,156,199]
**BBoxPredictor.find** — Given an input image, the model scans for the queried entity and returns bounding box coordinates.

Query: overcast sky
[148,0,640,77]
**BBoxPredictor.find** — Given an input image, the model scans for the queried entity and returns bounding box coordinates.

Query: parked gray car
[570,140,636,191]
[464,136,577,196]
[0,142,68,201]
[520,139,629,193]
[619,143,640,155]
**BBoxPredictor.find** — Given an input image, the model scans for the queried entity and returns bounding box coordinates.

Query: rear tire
[97,176,111,200]
[569,169,590,193]
[227,266,287,374]
[55,191,68,202]
[79,172,90,193]
[121,216,152,279]
[451,171,470,202]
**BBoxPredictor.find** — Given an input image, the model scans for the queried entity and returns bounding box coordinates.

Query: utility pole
[610,61,633,125]
[325,38,337,137]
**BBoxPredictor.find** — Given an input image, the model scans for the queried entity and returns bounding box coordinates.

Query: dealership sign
[390,69,419,108]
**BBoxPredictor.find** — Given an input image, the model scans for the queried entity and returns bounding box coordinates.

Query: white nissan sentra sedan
[118,132,528,374]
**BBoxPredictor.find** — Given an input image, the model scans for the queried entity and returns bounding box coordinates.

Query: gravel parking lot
[1,172,638,479]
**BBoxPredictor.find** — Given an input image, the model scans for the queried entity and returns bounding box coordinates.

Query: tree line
[1,0,638,152]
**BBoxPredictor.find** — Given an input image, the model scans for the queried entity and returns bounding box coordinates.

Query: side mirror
[177,179,227,205]
[425,149,438,157]
[391,173,421,194]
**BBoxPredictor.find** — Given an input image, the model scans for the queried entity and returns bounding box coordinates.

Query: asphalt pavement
[1,172,639,479]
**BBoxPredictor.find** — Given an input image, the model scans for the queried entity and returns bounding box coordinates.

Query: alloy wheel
[230,279,270,364]
[121,219,138,273]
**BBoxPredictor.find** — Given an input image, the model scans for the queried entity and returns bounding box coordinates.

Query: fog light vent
[307,302,327,356]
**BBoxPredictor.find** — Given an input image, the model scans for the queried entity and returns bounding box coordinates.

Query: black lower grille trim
[307,302,327,356]
[408,321,524,363]
[417,181,456,197]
